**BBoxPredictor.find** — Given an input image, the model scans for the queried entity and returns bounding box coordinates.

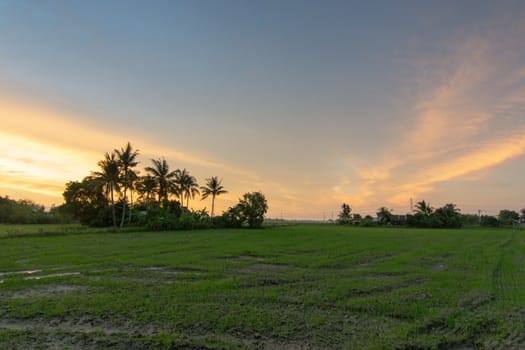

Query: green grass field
[1,224,524,349]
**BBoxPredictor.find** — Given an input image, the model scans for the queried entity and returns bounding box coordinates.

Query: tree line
[337,201,525,228]
[58,142,268,229]
[0,196,65,224]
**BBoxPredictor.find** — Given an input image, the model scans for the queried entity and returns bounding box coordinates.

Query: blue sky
[1,1,525,218]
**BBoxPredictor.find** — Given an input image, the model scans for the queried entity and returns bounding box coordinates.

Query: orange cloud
[337,36,525,213]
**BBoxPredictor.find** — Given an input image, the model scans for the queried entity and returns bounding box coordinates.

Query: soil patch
[239,263,295,274]
[0,269,42,277]
[349,277,430,297]
[24,272,81,280]
[0,318,124,336]
[367,271,408,278]
[229,254,268,262]
[9,285,87,298]
[430,263,446,272]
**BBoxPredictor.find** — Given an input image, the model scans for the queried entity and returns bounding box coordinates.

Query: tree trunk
[110,183,117,228]
[211,194,215,218]
[120,187,127,228]
[128,189,133,225]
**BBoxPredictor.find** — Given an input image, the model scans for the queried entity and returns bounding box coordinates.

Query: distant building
[390,215,407,226]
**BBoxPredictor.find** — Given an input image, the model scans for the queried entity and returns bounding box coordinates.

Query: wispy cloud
[335,32,525,213]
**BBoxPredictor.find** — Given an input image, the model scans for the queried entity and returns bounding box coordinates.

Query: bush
[359,218,378,227]
[89,207,114,227]
[144,207,179,231]
[178,212,195,230]
[407,213,443,228]
[480,215,499,227]
[216,205,245,228]
[498,210,519,226]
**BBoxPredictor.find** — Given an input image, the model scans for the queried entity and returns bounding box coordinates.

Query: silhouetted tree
[414,200,433,216]
[145,158,177,204]
[480,215,499,227]
[337,203,352,225]
[201,176,227,217]
[376,207,393,225]
[127,169,139,224]
[434,203,462,228]
[62,177,108,225]
[238,191,268,228]
[174,168,199,208]
[115,142,139,227]
[93,152,120,227]
[498,209,519,226]
[136,175,157,205]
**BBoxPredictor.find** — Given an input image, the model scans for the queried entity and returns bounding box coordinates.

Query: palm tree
[200,176,227,217]
[168,180,182,206]
[414,200,433,216]
[93,152,120,227]
[173,168,189,205]
[185,175,199,209]
[136,175,157,205]
[127,169,139,224]
[145,158,177,204]
[115,142,139,227]
[175,169,199,208]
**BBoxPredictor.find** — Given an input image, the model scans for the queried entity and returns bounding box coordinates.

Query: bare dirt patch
[141,266,202,275]
[430,263,446,271]
[239,263,295,274]
[0,269,42,277]
[0,318,124,336]
[349,277,430,297]
[24,272,81,280]
[367,271,408,278]
[229,254,268,262]
[9,285,87,298]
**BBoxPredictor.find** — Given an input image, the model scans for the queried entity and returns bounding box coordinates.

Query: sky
[1,0,525,219]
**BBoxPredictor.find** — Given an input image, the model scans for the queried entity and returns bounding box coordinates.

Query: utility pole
[410,198,413,213]
[478,209,482,224]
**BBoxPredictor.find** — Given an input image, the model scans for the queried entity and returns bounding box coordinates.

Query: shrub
[480,215,499,227]
[144,207,179,231]
[178,212,195,230]
[217,205,245,228]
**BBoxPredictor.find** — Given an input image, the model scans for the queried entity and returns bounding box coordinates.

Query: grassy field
[0,224,524,349]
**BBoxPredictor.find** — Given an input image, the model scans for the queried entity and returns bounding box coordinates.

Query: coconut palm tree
[127,169,139,224]
[174,168,199,208]
[414,200,433,216]
[136,175,157,205]
[200,176,227,217]
[93,152,120,227]
[115,142,139,227]
[168,180,182,206]
[173,168,194,207]
[144,158,177,204]
[186,177,199,208]
[173,168,189,205]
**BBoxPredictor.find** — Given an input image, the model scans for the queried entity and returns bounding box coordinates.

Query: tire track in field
[492,233,525,307]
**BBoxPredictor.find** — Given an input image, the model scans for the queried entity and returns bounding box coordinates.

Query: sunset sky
[1,1,525,219]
